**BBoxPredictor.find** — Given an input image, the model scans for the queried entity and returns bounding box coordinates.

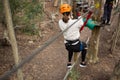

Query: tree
[87,0,102,63]
[60,0,70,4]
[73,0,77,19]
[110,1,120,53]
[110,60,120,80]
[54,0,58,6]
[8,0,43,35]
[3,0,23,80]
[110,3,120,80]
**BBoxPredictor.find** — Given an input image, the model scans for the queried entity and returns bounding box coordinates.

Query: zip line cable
[0,6,94,80]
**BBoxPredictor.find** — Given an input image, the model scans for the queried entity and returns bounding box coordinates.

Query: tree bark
[73,0,77,19]
[60,0,69,4]
[111,13,120,53]
[110,60,120,80]
[54,0,58,7]
[87,0,102,63]
[3,0,23,80]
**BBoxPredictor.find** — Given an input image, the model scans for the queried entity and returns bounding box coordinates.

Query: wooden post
[3,0,23,80]
[87,0,102,63]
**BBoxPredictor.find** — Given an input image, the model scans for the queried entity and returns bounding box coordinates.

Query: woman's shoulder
[58,19,62,25]
[59,19,63,23]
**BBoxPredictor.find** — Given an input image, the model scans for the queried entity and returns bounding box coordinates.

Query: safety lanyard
[80,11,93,32]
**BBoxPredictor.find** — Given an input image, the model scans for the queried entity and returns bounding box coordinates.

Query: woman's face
[63,13,69,19]
[63,12,70,17]
[62,12,70,23]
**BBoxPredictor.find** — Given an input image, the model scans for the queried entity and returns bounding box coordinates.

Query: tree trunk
[3,0,23,80]
[54,0,58,7]
[73,0,77,19]
[87,0,102,63]
[111,13,120,53]
[68,0,71,4]
[60,0,69,4]
[110,60,120,80]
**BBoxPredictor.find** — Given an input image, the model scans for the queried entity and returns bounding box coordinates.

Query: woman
[59,4,87,68]
[102,0,114,25]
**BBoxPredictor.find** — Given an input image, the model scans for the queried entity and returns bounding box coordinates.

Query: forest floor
[78,14,120,80]
[0,4,120,80]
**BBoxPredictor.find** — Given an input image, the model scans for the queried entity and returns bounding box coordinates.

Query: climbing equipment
[60,4,72,14]
[76,1,102,31]
[80,10,93,31]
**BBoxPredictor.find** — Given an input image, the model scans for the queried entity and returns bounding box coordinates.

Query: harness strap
[66,39,79,45]
[80,11,93,32]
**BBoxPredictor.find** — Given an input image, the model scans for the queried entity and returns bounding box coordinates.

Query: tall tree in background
[111,0,120,53]
[54,0,58,6]
[111,2,120,80]
[60,0,70,4]
[73,0,77,19]
[3,0,23,80]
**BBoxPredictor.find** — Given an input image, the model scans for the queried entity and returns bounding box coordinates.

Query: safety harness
[80,11,93,32]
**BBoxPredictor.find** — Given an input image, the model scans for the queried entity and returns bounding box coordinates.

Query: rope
[0,8,93,80]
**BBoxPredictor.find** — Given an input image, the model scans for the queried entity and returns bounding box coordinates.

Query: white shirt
[59,16,84,43]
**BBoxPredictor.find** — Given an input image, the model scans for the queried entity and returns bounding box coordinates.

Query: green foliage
[9,0,22,15]
[21,1,43,35]
[9,0,43,35]
[0,0,43,35]
[23,2,43,21]
[68,69,80,80]
[22,24,39,35]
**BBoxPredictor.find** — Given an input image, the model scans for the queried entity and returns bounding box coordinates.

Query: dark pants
[102,3,113,24]
[65,40,87,62]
